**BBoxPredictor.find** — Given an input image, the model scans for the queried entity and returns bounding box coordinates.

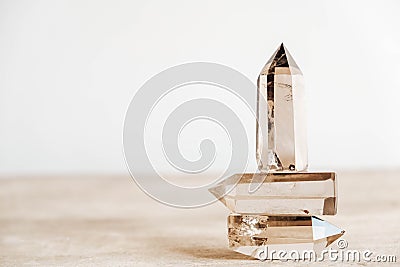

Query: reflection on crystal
[228,214,344,259]
[209,172,337,215]
[256,43,308,172]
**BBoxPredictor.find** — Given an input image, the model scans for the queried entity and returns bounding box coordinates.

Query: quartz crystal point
[228,214,344,260]
[256,43,308,172]
[209,172,336,215]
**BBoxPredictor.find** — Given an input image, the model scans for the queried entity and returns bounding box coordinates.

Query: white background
[1,0,399,175]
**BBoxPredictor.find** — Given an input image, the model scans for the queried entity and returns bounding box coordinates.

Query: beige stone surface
[0,171,399,266]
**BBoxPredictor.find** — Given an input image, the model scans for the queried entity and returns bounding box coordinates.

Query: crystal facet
[256,43,308,172]
[228,214,344,259]
[209,172,337,215]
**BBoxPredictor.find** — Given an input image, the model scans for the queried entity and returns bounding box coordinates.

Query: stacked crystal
[209,44,344,260]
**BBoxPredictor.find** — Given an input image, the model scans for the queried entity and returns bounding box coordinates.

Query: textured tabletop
[1,171,399,266]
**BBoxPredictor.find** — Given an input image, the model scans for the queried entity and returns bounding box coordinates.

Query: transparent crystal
[256,43,308,172]
[228,214,344,259]
[209,172,337,215]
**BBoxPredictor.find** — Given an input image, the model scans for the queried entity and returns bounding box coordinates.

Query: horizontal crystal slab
[209,172,337,215]
[228,214,344,260]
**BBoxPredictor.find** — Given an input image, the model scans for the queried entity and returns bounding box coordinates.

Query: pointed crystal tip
[260,43,301,75]
[311,216,344,245]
